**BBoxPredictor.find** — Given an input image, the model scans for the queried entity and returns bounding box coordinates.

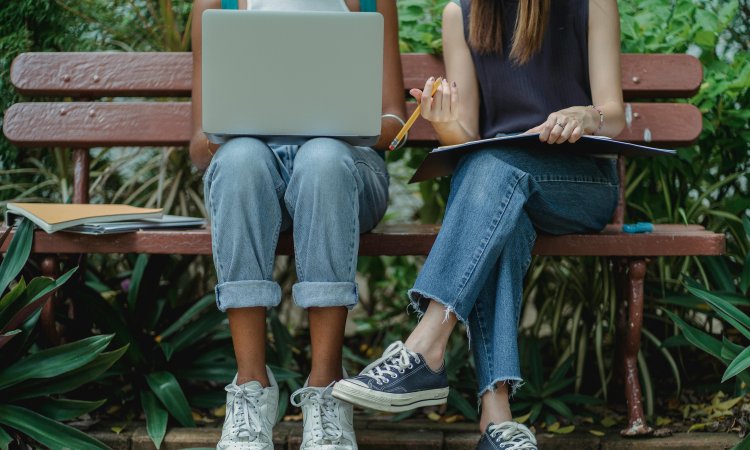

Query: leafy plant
[74,253,303,448]
[665,280,750,449]
[0,219,127,449]
[512,337,600,425]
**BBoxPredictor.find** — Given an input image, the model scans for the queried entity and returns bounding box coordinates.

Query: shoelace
[487,422,537,450]
[360,341,419,385]
[291,382,343,445]
[224,383,264,441]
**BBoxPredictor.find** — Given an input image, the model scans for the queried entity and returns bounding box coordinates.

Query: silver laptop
[202,9,384,146]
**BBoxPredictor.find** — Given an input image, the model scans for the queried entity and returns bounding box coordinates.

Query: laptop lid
[202,10,384,146]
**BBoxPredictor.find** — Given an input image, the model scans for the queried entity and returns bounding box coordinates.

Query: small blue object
[622,222,654,234]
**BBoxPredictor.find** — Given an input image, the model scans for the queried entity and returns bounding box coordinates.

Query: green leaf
[701,256,736,293]
[31,398,106,421]
[157,294,215,340]
[141,391,168,449]
[0,426,13,449]
[7,345,128,402]
[741,252,750,294]
[687,284,750,341]
[145,372,195,427]
[0,219,34,294]
[0,404,109,450]
[1,267,77,335]
[543,398,574,420]
[0,334,113,391]
[723,346,750,382]
[127,254,149,311]
[162,309,224,357]
[0,277,26,315]
[663,309,724,361]
[447,389,478,422]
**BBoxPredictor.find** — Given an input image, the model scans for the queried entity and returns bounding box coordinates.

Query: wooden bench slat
[3,102,703,148]
[0,224,724,256]
[11,53,702,99]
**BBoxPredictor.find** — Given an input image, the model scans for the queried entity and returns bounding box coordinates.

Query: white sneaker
[291,375,357,450]
[217,367,279,450]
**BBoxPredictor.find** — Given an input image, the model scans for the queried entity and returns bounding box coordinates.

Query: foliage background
[0,0,748,434]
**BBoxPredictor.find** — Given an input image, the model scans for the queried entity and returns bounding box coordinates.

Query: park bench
[2,51,725,436]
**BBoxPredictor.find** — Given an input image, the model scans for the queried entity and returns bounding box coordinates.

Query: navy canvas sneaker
[476,422,537,450]
[332,341,448,412]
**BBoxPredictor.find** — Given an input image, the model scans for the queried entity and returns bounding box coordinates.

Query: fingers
[539,114,558,143]
[449,81,459,120]
[419,77,460,123]
[570,125,584,143]
[409,88,422,103]
[524,124,544,135]
[421,77,434,117]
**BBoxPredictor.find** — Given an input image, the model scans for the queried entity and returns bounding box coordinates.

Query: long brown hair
[468,0,551,65]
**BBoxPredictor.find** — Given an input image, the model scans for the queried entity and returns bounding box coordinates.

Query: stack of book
[4,203,206,235]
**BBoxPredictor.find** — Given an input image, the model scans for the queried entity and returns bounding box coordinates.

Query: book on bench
[64,215,207,235]
[409,133,677,183]
[5,203,164,233]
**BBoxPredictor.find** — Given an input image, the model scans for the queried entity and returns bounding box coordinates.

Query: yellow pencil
[389,77,444,151]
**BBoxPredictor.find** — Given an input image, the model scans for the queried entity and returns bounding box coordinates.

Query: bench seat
[0,224,724,257]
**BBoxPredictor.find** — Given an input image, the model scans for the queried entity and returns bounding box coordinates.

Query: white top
[247,0,350,11]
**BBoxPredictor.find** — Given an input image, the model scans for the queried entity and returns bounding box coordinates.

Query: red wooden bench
[2,52,724,436]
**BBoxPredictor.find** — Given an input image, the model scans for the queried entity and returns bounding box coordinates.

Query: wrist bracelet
[589,105,604,135]
[206,137,215,156]
[382,114,407,149]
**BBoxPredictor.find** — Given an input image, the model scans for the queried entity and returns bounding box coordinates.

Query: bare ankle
[237,370,270,387]
[308,367,343,387]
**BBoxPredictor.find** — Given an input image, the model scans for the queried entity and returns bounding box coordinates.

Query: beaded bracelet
[589,105,604,135]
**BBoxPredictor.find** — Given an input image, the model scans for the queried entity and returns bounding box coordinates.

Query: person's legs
[204,137,288,449]
[308,306,348,386]
[336,147,618,420]
[285,138,388,384]
[404,149,532,367]
[285,138,388,448]
[469,211,536,432]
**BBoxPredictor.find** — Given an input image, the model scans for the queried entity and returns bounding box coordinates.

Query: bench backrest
[4,52,703,223]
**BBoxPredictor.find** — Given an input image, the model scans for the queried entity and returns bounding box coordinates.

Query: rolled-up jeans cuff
[215,280,281,312]
[292,282,359,309]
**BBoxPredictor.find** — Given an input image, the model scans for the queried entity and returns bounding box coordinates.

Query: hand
[525,107,593,144]
[410,77,459,125]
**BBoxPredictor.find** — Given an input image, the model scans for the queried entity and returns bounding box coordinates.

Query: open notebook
[409,134,676,183]
[5,203,164,233]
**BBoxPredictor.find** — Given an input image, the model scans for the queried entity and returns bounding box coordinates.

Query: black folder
[409,133,676,183]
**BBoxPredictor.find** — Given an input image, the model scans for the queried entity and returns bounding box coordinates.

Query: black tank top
[458,0,592,138]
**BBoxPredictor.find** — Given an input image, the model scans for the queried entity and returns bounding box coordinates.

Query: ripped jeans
[408,146,618,398]
[204,137,389,312]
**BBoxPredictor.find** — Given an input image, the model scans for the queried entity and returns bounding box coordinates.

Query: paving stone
[600,432,740,450]
[288,427,442,450]
[536,432,601,450]
[367,418,478,433]
[87,429,132,450]
[444,432,480,450]
[131,426,288,450]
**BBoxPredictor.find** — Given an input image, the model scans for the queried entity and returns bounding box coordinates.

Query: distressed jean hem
[407,288,471,342]
[215,280,281,312]
[478,376,524,401]
[293,281,359,309]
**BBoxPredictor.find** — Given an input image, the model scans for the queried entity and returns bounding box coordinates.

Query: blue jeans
[408,146,618,397]
[204,137,389,311]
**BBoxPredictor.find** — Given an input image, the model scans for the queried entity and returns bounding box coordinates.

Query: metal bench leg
[40,255,61,345]
[620,258,653,436]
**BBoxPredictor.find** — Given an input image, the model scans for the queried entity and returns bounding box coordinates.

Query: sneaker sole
[332,380,449,413]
